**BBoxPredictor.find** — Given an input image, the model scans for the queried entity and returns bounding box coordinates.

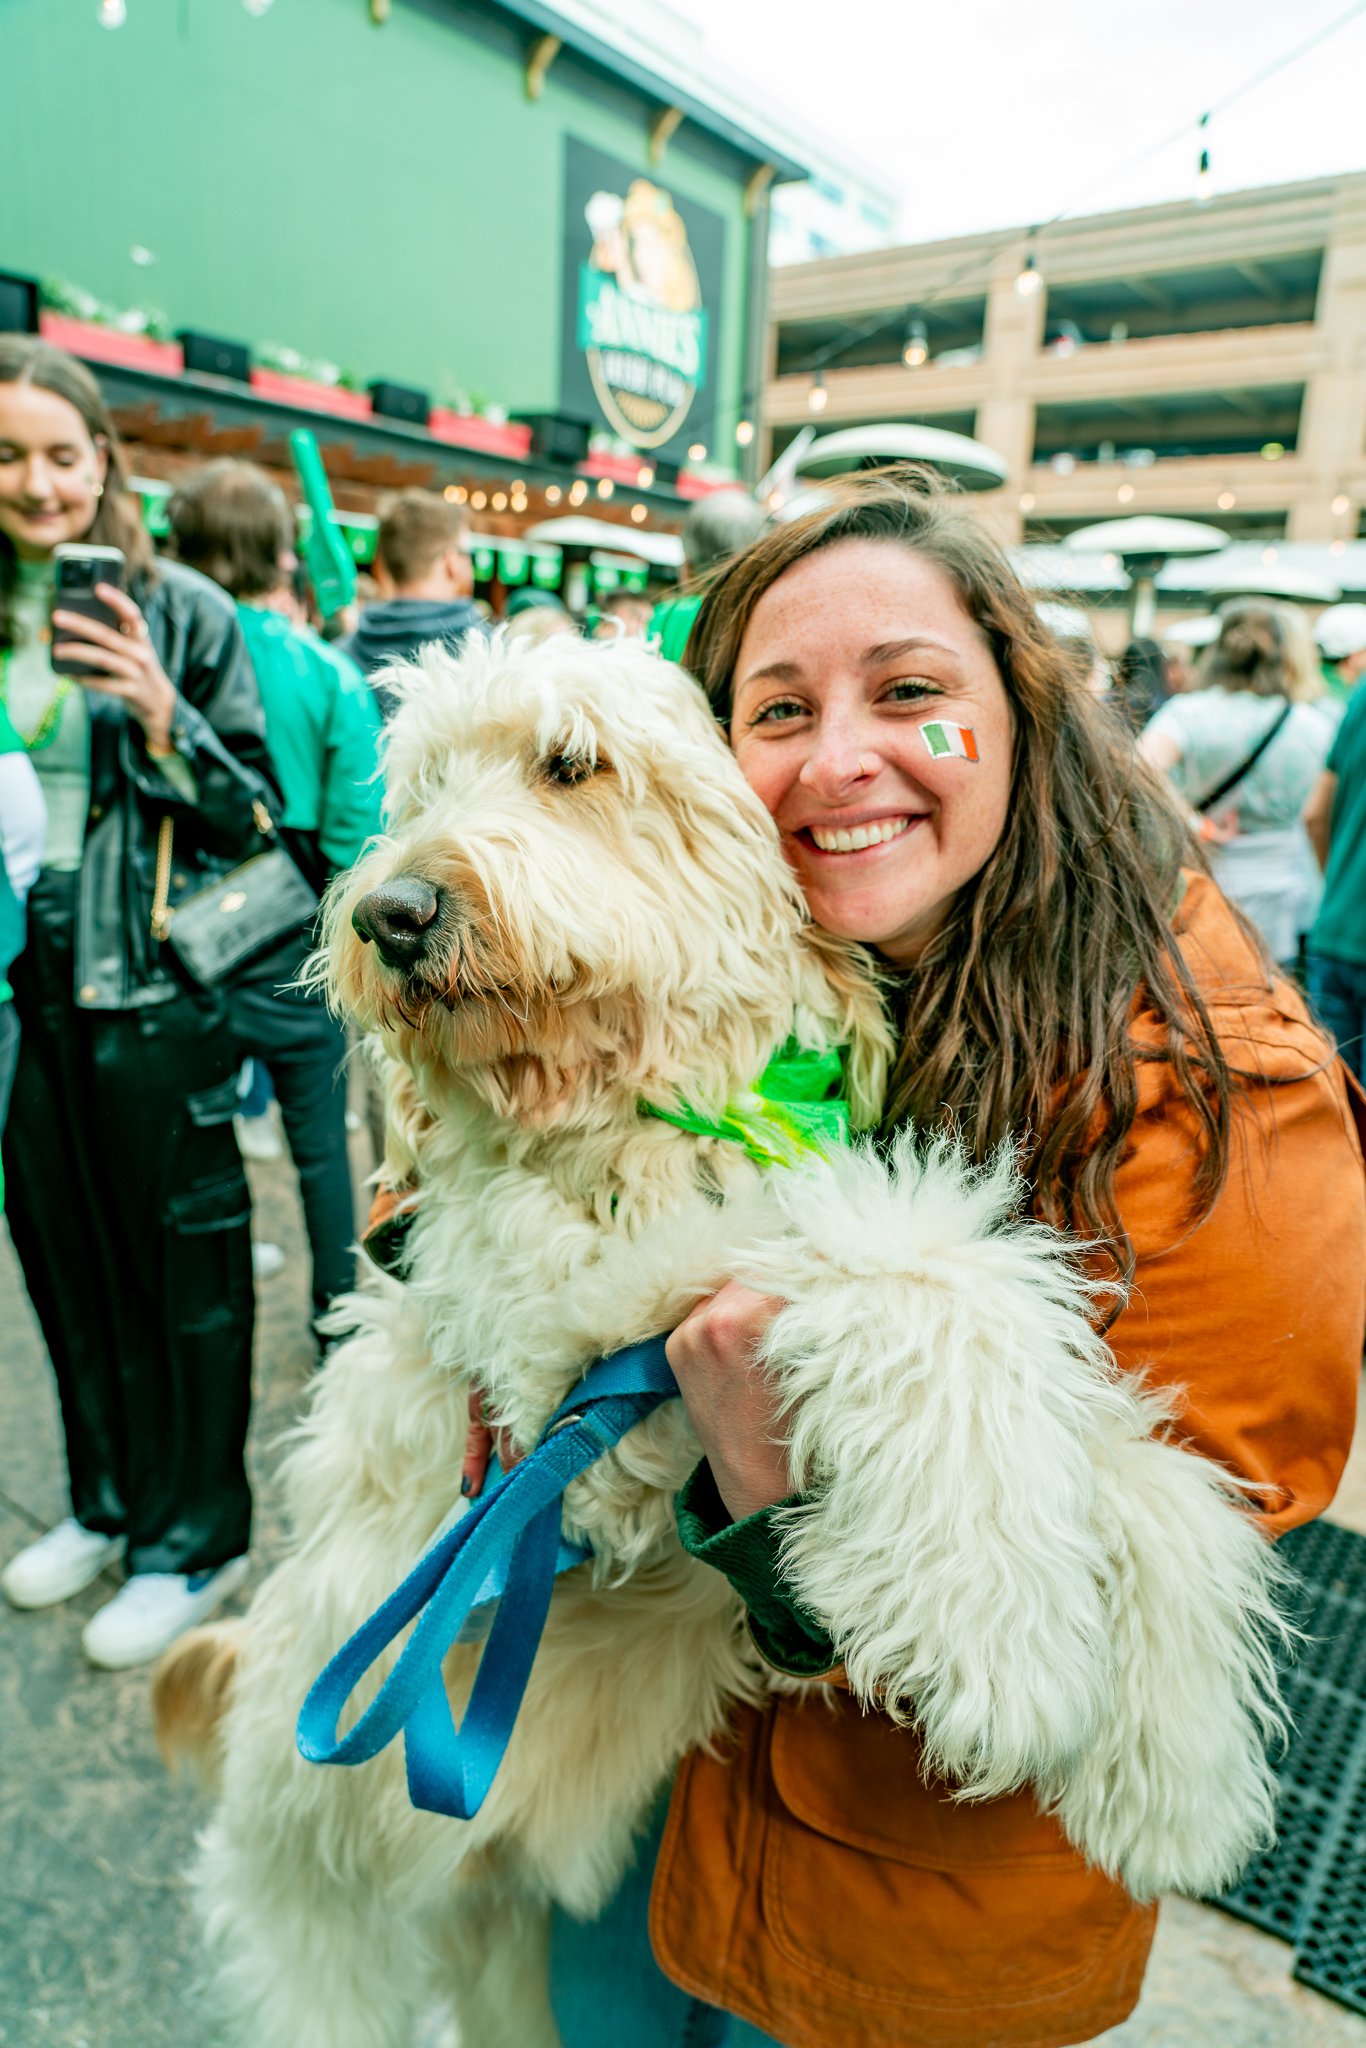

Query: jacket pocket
[762,1697,1135,2010]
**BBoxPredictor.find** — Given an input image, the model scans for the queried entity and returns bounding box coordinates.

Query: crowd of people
[1,332,1364,2045]
[0,333,1363,1674]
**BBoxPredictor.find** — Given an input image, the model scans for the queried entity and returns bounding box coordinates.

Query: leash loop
[296,1336,678,1819]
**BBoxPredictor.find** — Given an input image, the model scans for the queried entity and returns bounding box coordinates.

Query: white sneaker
[235,1111,283,1162]
[81,1556,250,1670]
[1,1518,124,1609]
[252,1240,286,1280]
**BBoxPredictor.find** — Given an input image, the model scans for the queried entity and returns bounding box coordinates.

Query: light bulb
[1015,251,1042,298]
[807,375,827,415]
[1018,492,1035,513]
[491,492,507,512]
[470,491,487,511]
[1217,491,1236,510]
[545,485,562,505]
[688,442,707,462]
[1261,441,1285,462]
[735,419,754,447]
[631,504,648,523]
[597,478,614,499]
[1117,483,1135,504]
[443,485,460,503]
[636,465,654,487]
[902,319,929,368]
[1333,493,1351,516]
[1195,149,1213,206]
[569,480,588,505]
[98,0,126,26]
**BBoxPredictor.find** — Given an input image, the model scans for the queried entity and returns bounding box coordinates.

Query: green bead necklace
[0,646,74,752]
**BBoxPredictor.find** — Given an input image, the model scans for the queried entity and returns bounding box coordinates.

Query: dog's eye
[543,752,597,786]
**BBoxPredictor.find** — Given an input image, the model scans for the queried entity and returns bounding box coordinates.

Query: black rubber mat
[1209,1515,1366,2017]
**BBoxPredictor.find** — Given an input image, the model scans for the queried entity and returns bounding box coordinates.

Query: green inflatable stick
[290,429,357,622]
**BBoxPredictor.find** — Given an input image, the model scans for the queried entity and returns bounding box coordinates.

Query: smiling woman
[608,468,1366,2048]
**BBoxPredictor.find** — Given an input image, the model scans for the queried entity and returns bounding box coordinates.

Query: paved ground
[2,1128,1365,2047]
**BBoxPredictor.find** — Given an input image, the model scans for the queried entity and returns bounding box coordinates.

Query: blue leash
[296,1336,679,1820]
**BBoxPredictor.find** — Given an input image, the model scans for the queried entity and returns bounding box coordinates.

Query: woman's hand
[52,583,177,751]
[666,1281,795,1522]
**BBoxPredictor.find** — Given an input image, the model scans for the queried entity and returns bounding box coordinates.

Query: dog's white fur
[161,636,1285,2047]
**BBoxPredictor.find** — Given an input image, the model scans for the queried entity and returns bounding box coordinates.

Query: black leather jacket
[75,559,279,1011]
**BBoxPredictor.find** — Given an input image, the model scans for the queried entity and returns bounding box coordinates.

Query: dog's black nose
[352,878,443,970]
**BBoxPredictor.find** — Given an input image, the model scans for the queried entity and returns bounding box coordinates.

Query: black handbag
[1196,700,1294,815]
[149,797,319,986]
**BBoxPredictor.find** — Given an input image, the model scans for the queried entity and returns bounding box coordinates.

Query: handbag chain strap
[149,797,275,943]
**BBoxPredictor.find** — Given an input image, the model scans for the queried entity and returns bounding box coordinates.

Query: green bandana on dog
[642,1038,849,1167]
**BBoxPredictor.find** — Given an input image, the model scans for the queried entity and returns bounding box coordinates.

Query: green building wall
[2,0,755,452]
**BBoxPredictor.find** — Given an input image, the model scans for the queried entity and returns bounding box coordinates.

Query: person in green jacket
[168,460,384,1339]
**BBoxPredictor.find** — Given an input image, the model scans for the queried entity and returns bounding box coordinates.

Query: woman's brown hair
[1201,599,1321,702]
[690,469,1257,1271]
[0,335,155,651]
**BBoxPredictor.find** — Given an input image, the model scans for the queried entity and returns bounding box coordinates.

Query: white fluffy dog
[155,634,1284,2048]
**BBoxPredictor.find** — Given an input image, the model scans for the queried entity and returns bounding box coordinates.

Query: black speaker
[179,330,251,382]
[514,412,592,466]
[649,457,680,489]
[0,271,40,334]
[370,380,430,426]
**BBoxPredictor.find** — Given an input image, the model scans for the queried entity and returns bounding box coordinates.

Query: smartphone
[50,543,127,678]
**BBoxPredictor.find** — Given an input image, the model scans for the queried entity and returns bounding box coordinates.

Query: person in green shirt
[168,460,384,1335]
[1305,676,1366,1079]
[1315,602,1366,709]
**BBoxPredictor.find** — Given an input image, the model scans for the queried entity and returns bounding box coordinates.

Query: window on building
[1041,251,1323,347]
[774,298,989,377]
[1031,385,1305,466]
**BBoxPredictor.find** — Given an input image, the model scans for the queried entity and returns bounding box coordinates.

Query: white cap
[1316,603,1366,660]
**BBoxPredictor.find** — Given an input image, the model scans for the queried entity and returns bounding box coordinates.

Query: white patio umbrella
[793,423,1009,493]
[522,516,684,571]
[1065,517,1227,636]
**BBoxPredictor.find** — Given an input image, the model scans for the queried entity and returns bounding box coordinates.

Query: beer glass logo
[579,180,708,449]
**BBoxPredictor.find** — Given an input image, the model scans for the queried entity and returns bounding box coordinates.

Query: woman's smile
[796,812,925,856]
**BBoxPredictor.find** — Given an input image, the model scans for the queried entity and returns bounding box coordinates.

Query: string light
[443,485,460,503]
[597,478,614,498]
[545,485,562,505]
[1195,113,1213,204]
[470,490,487,510]
[630,504,648,523]
[1217,490,1236,510]
[569,479,588,505]
[97,0,126,25]
[1018,492,1035,512]
[735,419,754,447]
[901,318,929,368]
[636,464,655,487]
[1117,482,1135,503]
[1333,493,1351,516]
[1015,240,1043,297]
[807,373,827,415]
[687,441,707,462]
[1261,441,1286,461]
[491,492,507,512]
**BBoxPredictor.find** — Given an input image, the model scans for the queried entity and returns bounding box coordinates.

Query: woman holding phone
[0,336,276,1668]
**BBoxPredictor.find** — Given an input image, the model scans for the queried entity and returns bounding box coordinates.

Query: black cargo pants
[4,871,254,1575]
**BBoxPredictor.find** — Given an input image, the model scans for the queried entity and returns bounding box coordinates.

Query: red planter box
[676,472,733,500]
[40,312,183,376]
[248,367,374,420]
[429,409,532,458]
[578,449,658,486]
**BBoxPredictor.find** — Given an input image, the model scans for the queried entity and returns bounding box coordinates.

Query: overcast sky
[685,0,1366,241]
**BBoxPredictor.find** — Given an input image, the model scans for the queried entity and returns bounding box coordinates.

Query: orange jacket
[651,875,1366,2047]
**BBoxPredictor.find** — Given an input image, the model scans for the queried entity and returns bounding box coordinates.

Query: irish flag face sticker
[919,720,979,763]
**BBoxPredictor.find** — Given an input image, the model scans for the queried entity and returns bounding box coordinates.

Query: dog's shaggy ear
[151,1622,243,1787]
